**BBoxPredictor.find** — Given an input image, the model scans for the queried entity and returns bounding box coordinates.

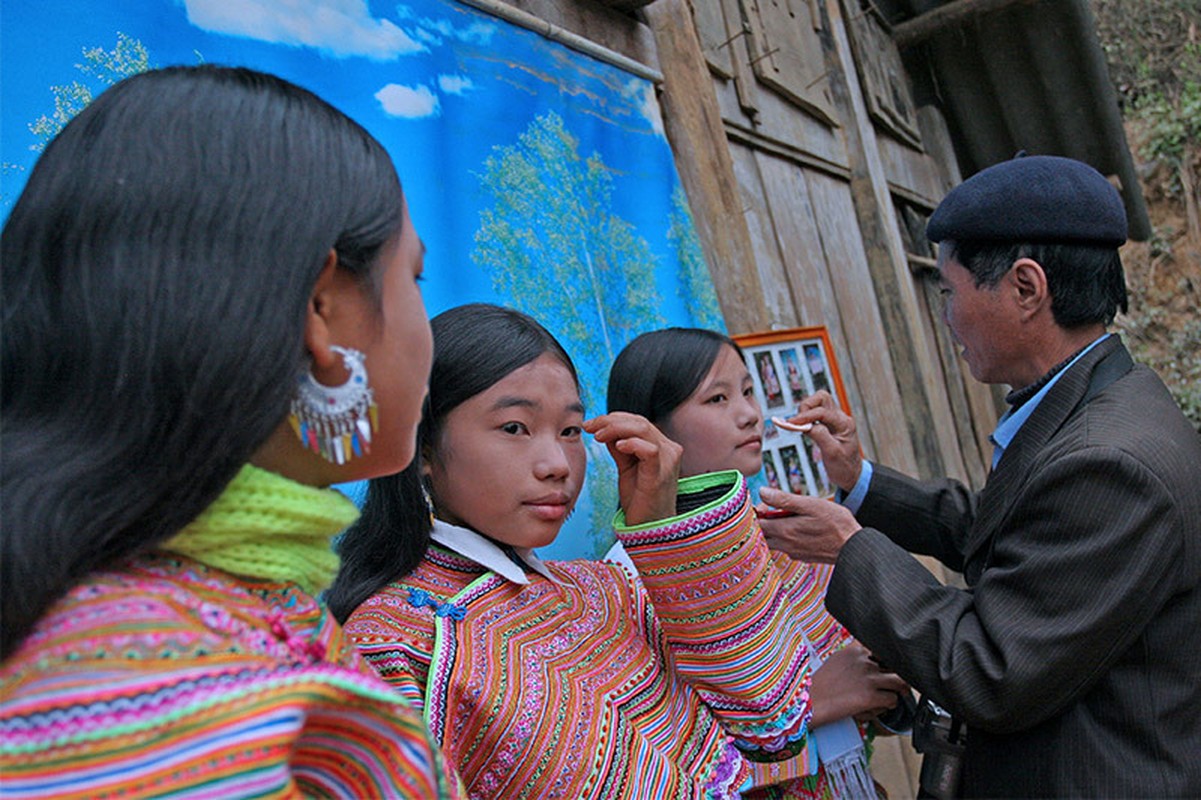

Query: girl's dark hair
[327,304,578,622]
[1,65,405,657]
[607,328,741,423]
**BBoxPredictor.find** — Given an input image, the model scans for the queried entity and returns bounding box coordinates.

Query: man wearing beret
[758,155,1201,798]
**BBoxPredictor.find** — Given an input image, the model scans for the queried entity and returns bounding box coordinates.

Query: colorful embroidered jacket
[345,471,823,799]
[0,467,461,800]
[744,555,858,797]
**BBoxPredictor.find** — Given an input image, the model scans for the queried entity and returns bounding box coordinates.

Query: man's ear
[1010,257,1050,319]
[304,249,346,378]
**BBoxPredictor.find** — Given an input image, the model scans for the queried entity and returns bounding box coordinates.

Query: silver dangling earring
[420,478,437,527]
[289,345,378,465]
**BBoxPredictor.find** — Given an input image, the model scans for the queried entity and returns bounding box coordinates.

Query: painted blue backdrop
[0,0,725,559]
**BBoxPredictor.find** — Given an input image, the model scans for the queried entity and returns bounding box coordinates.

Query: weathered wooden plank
[915,105,963,194]
[713,84,850,171]
[725,122,851,182]
[707,0,850,169]
[644,0,770,332]
[592,0,654,11]
[805,172,917,471]
[747,148,877,456]
[728,145,800,328]
[749,152,843,331]
[910,104,1001,475]
[877,131,948,207]
[917,274,989,487]
[691,0,736,78]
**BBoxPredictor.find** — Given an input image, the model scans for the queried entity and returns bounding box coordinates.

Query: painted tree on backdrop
[29,33,155,150]
[1,34,154,211]
[668,184,724,330]
[473,110,665,552]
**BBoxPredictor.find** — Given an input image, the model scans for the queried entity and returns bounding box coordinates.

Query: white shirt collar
[430,518,558,585]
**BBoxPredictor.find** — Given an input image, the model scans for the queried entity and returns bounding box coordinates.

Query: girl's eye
[562,425,583,438]
[742,386,755,398]
[705,394,726,404]
[501,421,529,435]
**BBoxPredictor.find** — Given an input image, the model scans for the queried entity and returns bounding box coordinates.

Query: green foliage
[1118,308,1201,432]
[1094,1,1200,182]
[78,32,153,85]
[29,33,153,151]
[1130,75,1201,195]
[1094,0,1200,101]
[1094,0,1201,432]
[668,185,724,330]
[472,110,665,407]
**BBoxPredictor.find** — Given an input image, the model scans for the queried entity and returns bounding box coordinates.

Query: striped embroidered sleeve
[614,470,813,760]
[341,588,436,714]
[293,667,465,798]
[355,638,432,715]
[0,660,462,799]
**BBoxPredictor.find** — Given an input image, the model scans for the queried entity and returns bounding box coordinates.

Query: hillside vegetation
[1093,0,1201,430]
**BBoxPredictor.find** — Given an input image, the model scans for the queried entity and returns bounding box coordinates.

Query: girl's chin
[733,453,765,477]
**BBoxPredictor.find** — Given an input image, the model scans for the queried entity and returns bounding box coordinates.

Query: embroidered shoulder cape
[0,466,461,799]
[346,471,836,799]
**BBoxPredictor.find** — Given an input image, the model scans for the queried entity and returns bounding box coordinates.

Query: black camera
[912,697,966,799]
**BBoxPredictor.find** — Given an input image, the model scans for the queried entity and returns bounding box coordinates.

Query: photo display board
[733,326,851,499]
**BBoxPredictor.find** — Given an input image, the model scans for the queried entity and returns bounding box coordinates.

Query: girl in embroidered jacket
[333,303,881,799]
[608,327,911,798]
[0,66,461,798]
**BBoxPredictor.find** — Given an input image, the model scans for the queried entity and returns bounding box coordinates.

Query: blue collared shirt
[987,333,1110,469]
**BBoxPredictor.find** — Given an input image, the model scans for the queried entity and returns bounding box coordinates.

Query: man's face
[937,248,1022,386]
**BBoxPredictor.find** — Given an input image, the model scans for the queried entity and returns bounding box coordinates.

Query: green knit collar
[161,464,358,595]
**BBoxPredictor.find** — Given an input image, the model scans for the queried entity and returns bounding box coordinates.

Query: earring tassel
[289,346,378,466]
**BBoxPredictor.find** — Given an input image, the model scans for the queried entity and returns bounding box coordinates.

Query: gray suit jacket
[827,336,1201,798]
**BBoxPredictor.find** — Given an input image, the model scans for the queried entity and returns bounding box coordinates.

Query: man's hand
[784,391,863,492]
[757,487,861,563]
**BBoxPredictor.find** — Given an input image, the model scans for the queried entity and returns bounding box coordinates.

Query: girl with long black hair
[1,65,458,797]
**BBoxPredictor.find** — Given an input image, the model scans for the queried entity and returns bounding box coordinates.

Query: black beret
[927,155,1127,246]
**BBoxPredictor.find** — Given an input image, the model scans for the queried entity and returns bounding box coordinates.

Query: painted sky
[1,0,721,559]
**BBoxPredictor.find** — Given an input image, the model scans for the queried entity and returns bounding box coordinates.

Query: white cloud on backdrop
[395,5,496,46]
[184,0,425,60]
[375,82,440,117]
[437,74,474,95]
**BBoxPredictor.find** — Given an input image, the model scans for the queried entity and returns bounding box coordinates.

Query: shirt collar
[990,332,1110,463]
[430,518,558,585]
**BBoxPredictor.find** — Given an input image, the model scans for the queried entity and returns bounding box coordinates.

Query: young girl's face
[661,344,762,478]
[426,353,587,549]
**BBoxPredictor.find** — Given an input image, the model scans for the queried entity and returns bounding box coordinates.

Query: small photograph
[779,445,808,495]
[763,417,780,441]
[779,347,807,404]
[803,436,832,497]
[754,351,785,408]
[762,451,782,490]
[804,343,832,396]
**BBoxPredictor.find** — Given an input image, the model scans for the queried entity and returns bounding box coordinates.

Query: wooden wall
[644,0,1002,492]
